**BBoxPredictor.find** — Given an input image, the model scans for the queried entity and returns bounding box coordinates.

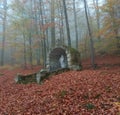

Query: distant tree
[1,0,7,66]
[62,0,71,48]
[43,5,49,53]
[27,0,34,68]
[57,0,65,45]
[93,0,101,40]
[51,0,56,48]
[33,0,41,65]
[99,0,120,48]
[39,0,47,67]
[60,0,65,45]
[83,0,95,68]
[73,0,79,50]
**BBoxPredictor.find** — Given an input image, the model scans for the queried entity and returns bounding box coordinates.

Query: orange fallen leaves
[0,56,120,114]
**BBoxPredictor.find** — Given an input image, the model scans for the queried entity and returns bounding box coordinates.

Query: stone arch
[49,47,68,71]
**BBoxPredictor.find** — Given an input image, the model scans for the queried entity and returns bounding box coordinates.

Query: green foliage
[84,103,95,110]
[17,73,37,84]
[69,47,80,54]
[69,48,81,65]
[58,90,67,98]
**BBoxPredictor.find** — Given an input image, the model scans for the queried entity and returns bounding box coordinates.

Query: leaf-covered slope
[0,66,120,114]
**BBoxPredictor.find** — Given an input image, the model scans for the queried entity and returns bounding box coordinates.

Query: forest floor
[0,55,120,115]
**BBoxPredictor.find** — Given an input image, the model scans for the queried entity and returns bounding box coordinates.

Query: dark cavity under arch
[49,47,68,71]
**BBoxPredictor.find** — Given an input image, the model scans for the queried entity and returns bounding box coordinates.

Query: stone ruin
[46,46,81,71]
[15,46,82,84]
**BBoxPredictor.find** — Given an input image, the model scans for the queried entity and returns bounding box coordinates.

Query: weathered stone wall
[15,46,82,84]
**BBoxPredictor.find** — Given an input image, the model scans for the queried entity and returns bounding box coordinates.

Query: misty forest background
[0,0,120,68]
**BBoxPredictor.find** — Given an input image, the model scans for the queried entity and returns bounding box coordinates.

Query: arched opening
[49,47,68,71]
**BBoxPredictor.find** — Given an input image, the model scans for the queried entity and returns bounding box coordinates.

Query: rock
[14,75,19,83]
[71,65,82,71]
[36,72,41,84]
[40,69,48,75]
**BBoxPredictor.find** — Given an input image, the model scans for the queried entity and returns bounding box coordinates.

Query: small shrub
[59,90,67,98]
[85,103,95,110]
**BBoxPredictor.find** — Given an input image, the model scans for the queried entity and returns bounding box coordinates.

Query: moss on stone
[69,47,81,65]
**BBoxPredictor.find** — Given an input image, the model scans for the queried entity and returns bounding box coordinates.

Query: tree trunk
[33,0,41,65]
[73,0,79,50]
[59,0,65,45]
[62,0,71,48]
[29,32,33,68]
[1,0,7,66]
[93,0,101,40]
[51,0,56,48]
[28,0,33,68]
[43,5,49,53]
[39,0,46,68]
[23,33,27,68]
[83,0,95,69]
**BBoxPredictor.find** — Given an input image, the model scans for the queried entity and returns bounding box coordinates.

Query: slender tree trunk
[93,0,101,40]
[39,0,46,68]
[51,0,56,48]
[59,0,65,45]
[57,1,62,45]
[43,5,49,53]
[96,0,100,39]
[63,0,71,48]
[83,0,95,69]
[45,21,49,53]
[29,32,33,68]
[28,0,33,68]
[21,10,27,68]
[1,0,7,66]
[73,0,79,50]
[33,0,41,65]
[38,0,43,65]
[11,38,17,65]
[23,33,27,68]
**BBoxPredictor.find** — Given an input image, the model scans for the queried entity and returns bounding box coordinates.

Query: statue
[59,55,66,68]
